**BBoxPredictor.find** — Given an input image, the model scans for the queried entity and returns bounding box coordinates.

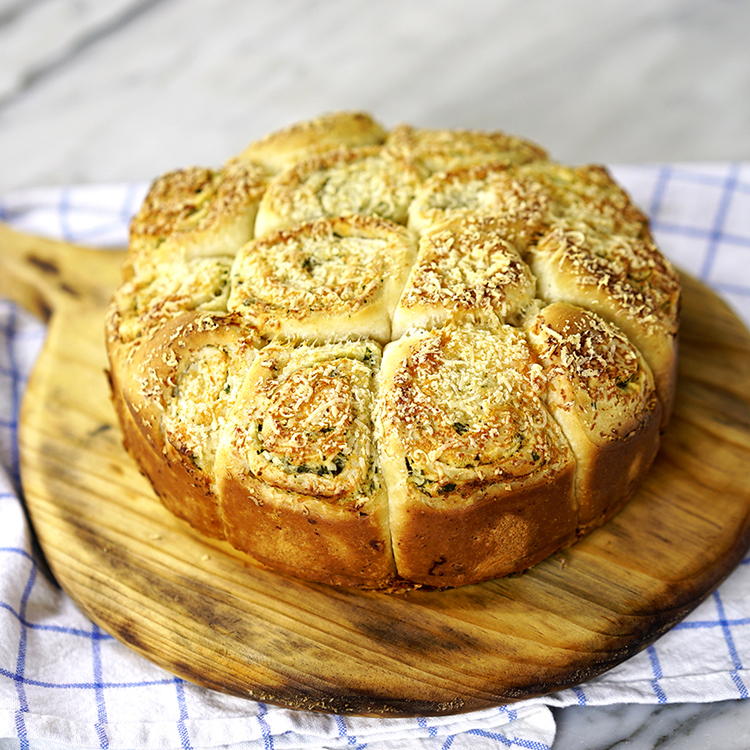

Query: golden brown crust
[385,123,548,174]
[238,111,387,174]
[106,111,680,590]
[112,378,225,538]
[386,469,577,587]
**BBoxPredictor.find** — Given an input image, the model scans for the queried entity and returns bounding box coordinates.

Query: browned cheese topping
[231,228,382,314]
[237,342,380,501]
[110,257,233,346]
[520,163,651,238]
[164,342,250,471]
[260,362,354,471]
[396,216,535,322]
[380,325,570,500]
[526,305,657,440]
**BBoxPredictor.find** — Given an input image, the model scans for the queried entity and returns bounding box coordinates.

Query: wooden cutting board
[3,219,750,718]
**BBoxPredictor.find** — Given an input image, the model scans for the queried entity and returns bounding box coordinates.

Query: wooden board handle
[0,221,126,319]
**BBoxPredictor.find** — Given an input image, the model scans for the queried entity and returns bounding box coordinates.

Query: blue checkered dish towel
[1,164,750,750]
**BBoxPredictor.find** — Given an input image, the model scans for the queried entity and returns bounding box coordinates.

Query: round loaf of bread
[106,111,680,590]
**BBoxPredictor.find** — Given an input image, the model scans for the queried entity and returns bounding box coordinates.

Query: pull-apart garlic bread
[106,111,680,589]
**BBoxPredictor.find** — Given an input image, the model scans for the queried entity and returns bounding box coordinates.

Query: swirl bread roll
[384,123,548,174]
[392,215,536,337]
[109,159,266,347]
[254,146,425,237]
[524,303,662,531]
[108,255,233,347]
[126,160,267,279]
[109,313,262,537]
[407,162,552,239]
[376,324,577,588]
[214,340,394,588]
[517,162,652,239]
[106,111,681,590]
[238,111,387,174]
[228,215,417,343]
[527,227,680,427]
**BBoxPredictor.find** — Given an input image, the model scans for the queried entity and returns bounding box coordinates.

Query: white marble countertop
[2,0,749,194]
[1,1,750,748]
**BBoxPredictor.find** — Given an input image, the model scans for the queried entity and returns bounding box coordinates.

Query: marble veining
[0,0,749,194]
[553,700,750,749]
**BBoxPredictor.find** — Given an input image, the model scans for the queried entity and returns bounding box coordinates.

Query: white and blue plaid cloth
[1,164,750,749]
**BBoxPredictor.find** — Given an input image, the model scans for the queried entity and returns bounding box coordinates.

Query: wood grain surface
[3,220,750,717]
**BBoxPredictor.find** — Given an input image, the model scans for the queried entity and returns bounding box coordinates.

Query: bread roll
[524,302,662,531]
[214,339,394,588]
[376,323,577,588]
[384,123,548,174]
[127,160,267,278]
[227,214,416,344]
[407,162,552,239]
[109,312,262,537]
[238,111,387,174]
[392,215,535,337]
[254,146,425,237]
